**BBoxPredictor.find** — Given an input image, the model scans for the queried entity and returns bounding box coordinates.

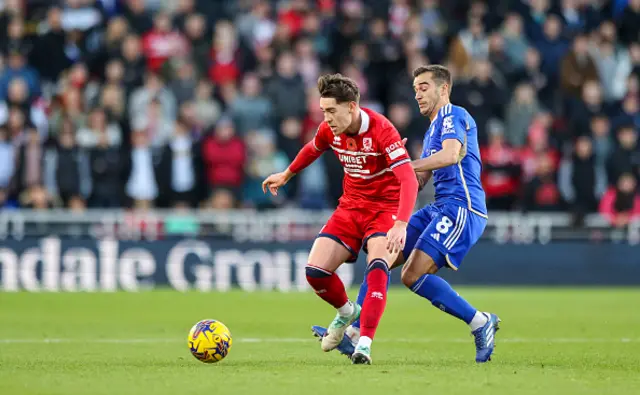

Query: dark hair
[317,73,360,104]
[413,65,452,91]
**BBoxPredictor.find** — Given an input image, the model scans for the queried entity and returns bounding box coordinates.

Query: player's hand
[262,171,291,196]
[386,221,407,254]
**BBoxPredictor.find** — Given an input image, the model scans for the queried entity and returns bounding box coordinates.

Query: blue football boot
[472,312,501,363]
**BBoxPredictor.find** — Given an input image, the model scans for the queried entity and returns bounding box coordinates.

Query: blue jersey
[421,104,487,218]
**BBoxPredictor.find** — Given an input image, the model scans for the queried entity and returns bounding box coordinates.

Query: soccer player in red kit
[262,74,418,364]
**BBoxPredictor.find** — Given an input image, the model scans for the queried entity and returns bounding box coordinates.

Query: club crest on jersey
[362,137,373,152]
[346,138,357,151]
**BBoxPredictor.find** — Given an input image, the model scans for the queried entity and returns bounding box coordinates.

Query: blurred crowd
[0,0,638,227]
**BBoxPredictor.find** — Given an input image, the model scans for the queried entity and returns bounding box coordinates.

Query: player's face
[413,72,446,118]
[319,97,357,135]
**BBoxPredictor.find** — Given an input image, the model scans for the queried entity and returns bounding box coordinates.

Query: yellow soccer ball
[188,319,233,363]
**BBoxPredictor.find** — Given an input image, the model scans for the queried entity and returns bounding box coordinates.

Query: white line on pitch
[0,338,638,344]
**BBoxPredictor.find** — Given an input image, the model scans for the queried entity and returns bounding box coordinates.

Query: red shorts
[318,207,396,262]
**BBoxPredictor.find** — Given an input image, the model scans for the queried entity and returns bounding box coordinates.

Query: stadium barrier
[1,236,639,292]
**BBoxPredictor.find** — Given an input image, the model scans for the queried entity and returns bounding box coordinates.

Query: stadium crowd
[0,0,638,227]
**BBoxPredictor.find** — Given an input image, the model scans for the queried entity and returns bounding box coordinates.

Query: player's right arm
[262,125,330,196]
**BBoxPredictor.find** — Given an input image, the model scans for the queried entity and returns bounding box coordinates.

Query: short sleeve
[440,113,466,145]
[380,127,411,169]
[312,125,330,152]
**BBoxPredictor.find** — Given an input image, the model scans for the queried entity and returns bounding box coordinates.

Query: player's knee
[305,265,332,281]
[400,264,421,288]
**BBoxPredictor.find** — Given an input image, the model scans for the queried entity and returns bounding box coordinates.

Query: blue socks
[410,274,476,324]
[351,272,390,329]
[351,273,477,327]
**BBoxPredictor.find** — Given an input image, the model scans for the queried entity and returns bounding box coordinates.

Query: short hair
[413,65,452,91]
[317,73,360,104]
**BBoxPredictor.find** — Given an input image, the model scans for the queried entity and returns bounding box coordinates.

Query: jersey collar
[358,109,370,135]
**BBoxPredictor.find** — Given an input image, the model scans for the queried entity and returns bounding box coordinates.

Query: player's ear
[349,101,358,113]
[440,84,448,97]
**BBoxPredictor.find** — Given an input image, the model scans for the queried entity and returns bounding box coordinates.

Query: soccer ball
[188,319,233,363]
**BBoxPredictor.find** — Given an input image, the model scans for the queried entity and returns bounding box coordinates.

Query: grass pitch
[1,288,639,395]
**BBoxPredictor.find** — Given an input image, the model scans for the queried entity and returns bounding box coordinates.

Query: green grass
[1,288,639,395]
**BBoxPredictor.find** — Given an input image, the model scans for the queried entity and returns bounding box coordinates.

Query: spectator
[534,15,569,87]
[201,118,246,198]
[590,115,613,167]
[599,173,640,228]
[129,72,177,124]
[481,120,522,210]
[119,34,147,91]
[0,77,48,137]
[266,51,307,122]
[76,107,122,149]
[124,130,158,209]
[453,59,507,145]
[192,79,221,130]
[30,7,70,84]
[504,82,541,147]
[88,126,123,208]
[183,13,210,77]
[0,49,40,100]
[230,73,273,135]
[448,17,488,77]
[169,58,197,105]
[156,118,202,208]
[45,119,90,208]
[590,21,631,101]
[523,155,564,212]
[243,132,289,209]
[9,127,43,201]
[607,125,640,185]
[560,34,598,99]
[559,135,606,215]
[501,13,529,69]
[132,97,174,148]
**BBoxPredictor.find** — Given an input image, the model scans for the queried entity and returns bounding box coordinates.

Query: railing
[0,209,638,244]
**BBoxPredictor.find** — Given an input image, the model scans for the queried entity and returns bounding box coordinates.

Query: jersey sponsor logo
[385,141,403,153]
[338,154,368,165]
[388,147,406,160]
[362,137,373,152]
[442,116,455,135]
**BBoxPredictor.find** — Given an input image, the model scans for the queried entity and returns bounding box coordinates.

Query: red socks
[360,259,389,339]
[305,265,349,308]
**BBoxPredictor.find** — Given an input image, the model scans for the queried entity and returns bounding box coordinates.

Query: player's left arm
[382,129,419,225]
[412,113,465,172]
[382,128,419,253]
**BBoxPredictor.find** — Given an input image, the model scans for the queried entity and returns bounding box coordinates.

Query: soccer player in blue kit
[312,65,500,364]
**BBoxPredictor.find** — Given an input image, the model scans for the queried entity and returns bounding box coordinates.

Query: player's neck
[344,108,362,136]
[430,100,451,122]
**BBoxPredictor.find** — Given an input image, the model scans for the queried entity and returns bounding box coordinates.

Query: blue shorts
[402,203,487,270]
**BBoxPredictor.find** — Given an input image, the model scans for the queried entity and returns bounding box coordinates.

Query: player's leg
[351,235,397,364]
[400,207,500,363]
[308,209,365,352]
[350,208,430,330]
[307,236,362,352]
[315,208,432,356]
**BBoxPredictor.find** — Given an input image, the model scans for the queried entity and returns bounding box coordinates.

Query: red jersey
[312,108,411,212]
